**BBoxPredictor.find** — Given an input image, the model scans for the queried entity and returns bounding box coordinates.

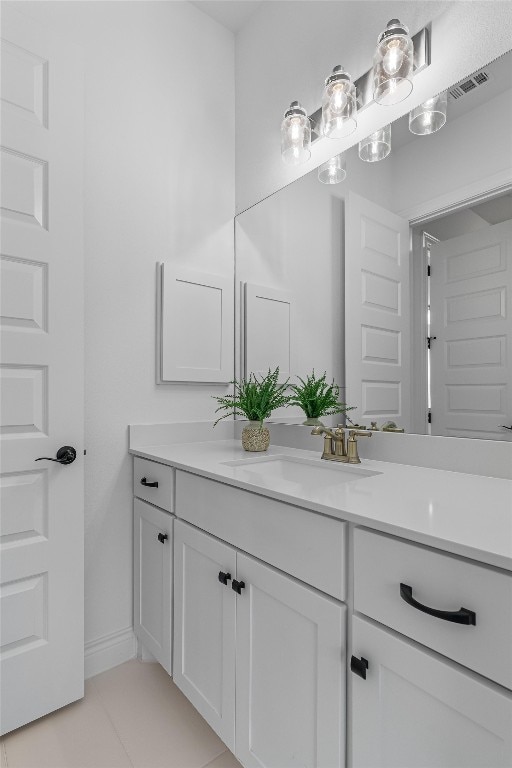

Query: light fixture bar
[309,25,431,141]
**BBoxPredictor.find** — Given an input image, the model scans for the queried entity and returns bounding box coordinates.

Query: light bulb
[359,125,391,162]
[330,84,348,113]
[373,20,414,106]
[409,91,448,135]
[382,39,405,76]
[321,66,357,139]
[318,153,347,184]
[281,101,311,165]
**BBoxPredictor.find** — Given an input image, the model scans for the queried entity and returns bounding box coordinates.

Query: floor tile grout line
[87,677,135,768]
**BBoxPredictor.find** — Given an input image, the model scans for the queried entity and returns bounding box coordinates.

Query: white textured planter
[242,422,270,452]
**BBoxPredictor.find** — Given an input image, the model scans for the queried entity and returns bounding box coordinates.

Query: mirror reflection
[235,51,512,441]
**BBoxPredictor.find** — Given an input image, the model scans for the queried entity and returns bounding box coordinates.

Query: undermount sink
[222,454,381,488]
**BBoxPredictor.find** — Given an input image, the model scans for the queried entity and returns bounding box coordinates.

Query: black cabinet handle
[350,656,369,680]
[157,533,168,543]
[500,425,512,430]
[400,583,476,625]
[140,477,158,488]
[218,571,232,585]
[35,446,77,465]
[232,579,245,594]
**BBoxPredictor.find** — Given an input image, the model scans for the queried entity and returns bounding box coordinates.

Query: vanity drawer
[133,456,174,512]
[354,527,512,688]
[175,471,347,601]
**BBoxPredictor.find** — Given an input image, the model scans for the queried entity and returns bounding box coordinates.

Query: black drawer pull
[350,656,369,680]
[232,579,245,595]
[157,533,168,543]
[140,477,158,488]
[400,583,476,625]
[218,571,232,585]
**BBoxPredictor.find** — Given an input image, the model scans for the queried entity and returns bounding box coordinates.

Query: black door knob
[35,446,77,465]
[232,579,245,595]
[350,656,369,680]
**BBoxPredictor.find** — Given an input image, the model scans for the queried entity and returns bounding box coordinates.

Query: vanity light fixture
[409,90,448,135]
[358,125,391,162]
[318,153,347,184]
[281,101,311,165]
[321,66,357,139]
[373,19,414,105]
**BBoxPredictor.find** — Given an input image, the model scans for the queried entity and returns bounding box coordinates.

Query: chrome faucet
[346,430,372,463]
[311,425,347,462]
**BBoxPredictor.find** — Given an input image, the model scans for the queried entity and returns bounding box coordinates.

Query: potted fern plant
[213,367,290,451]
[288,371,354,426]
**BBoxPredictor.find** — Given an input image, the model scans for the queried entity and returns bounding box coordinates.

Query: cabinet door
[133,499,173,674]
[235,554,346,768]
[173,520,237,752]
[351,616,512,768]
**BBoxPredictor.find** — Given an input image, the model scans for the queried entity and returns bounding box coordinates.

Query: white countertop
[130,439,512,572]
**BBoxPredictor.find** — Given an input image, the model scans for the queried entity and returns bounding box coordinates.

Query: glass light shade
[409,91,448,135]
[318,154,347,184]
[359,125,391,162]
[281,101,311,165]
[373,19,414,105]
[321,66,357,139]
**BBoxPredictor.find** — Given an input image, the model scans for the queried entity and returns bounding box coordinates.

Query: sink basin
[222,454,381,489]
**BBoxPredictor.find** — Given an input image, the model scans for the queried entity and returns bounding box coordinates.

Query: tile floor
[1,660,242,768]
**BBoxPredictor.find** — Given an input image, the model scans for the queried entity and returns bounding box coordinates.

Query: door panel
[351,616,512,768]
[236,553,345,768]
[173,521,236,752]
[430,220,512,439]
[0,7,84,734]
[345,192,411,430]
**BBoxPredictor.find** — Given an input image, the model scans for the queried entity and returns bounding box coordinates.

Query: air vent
[449,70,490,100]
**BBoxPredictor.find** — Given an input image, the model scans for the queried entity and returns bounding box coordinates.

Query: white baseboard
[85,627,137,679]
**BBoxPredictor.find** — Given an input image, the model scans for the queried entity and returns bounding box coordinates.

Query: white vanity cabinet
[351,529,512,768]
[133,457,175,674]
[173,497,346,768]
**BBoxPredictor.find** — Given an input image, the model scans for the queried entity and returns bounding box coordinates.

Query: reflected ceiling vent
[448,71,490,100]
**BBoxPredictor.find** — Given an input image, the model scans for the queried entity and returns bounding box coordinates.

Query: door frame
[404,178,512,435]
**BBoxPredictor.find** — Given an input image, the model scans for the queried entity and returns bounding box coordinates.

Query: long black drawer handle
[350,656,369,680]
[232,579,245,595]
[400,583,476,625]
[140,477,158,488]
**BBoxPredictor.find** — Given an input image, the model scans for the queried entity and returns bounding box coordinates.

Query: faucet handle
[349,429,372,438]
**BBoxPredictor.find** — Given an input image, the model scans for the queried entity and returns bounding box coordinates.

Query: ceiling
[190,1,262,32]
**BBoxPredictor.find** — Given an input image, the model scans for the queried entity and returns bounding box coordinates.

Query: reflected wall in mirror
[235,51,512,440]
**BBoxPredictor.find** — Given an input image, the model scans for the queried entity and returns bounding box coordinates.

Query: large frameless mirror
[235,50,512,440]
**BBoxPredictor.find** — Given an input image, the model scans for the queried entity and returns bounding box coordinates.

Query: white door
[173,521,237,752]
[235,553,345,768]
[133,500,173,674]
[351,616,512,768]
[345,192,411,431]
[0,8,84,734]
[430,220,512,439]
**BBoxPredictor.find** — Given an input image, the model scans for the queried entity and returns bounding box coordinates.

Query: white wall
[235,1,512,212]
[19,0,235,652]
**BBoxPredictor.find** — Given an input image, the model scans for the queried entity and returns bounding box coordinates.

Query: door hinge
[428,411,432,424]
[427,264,431,277]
